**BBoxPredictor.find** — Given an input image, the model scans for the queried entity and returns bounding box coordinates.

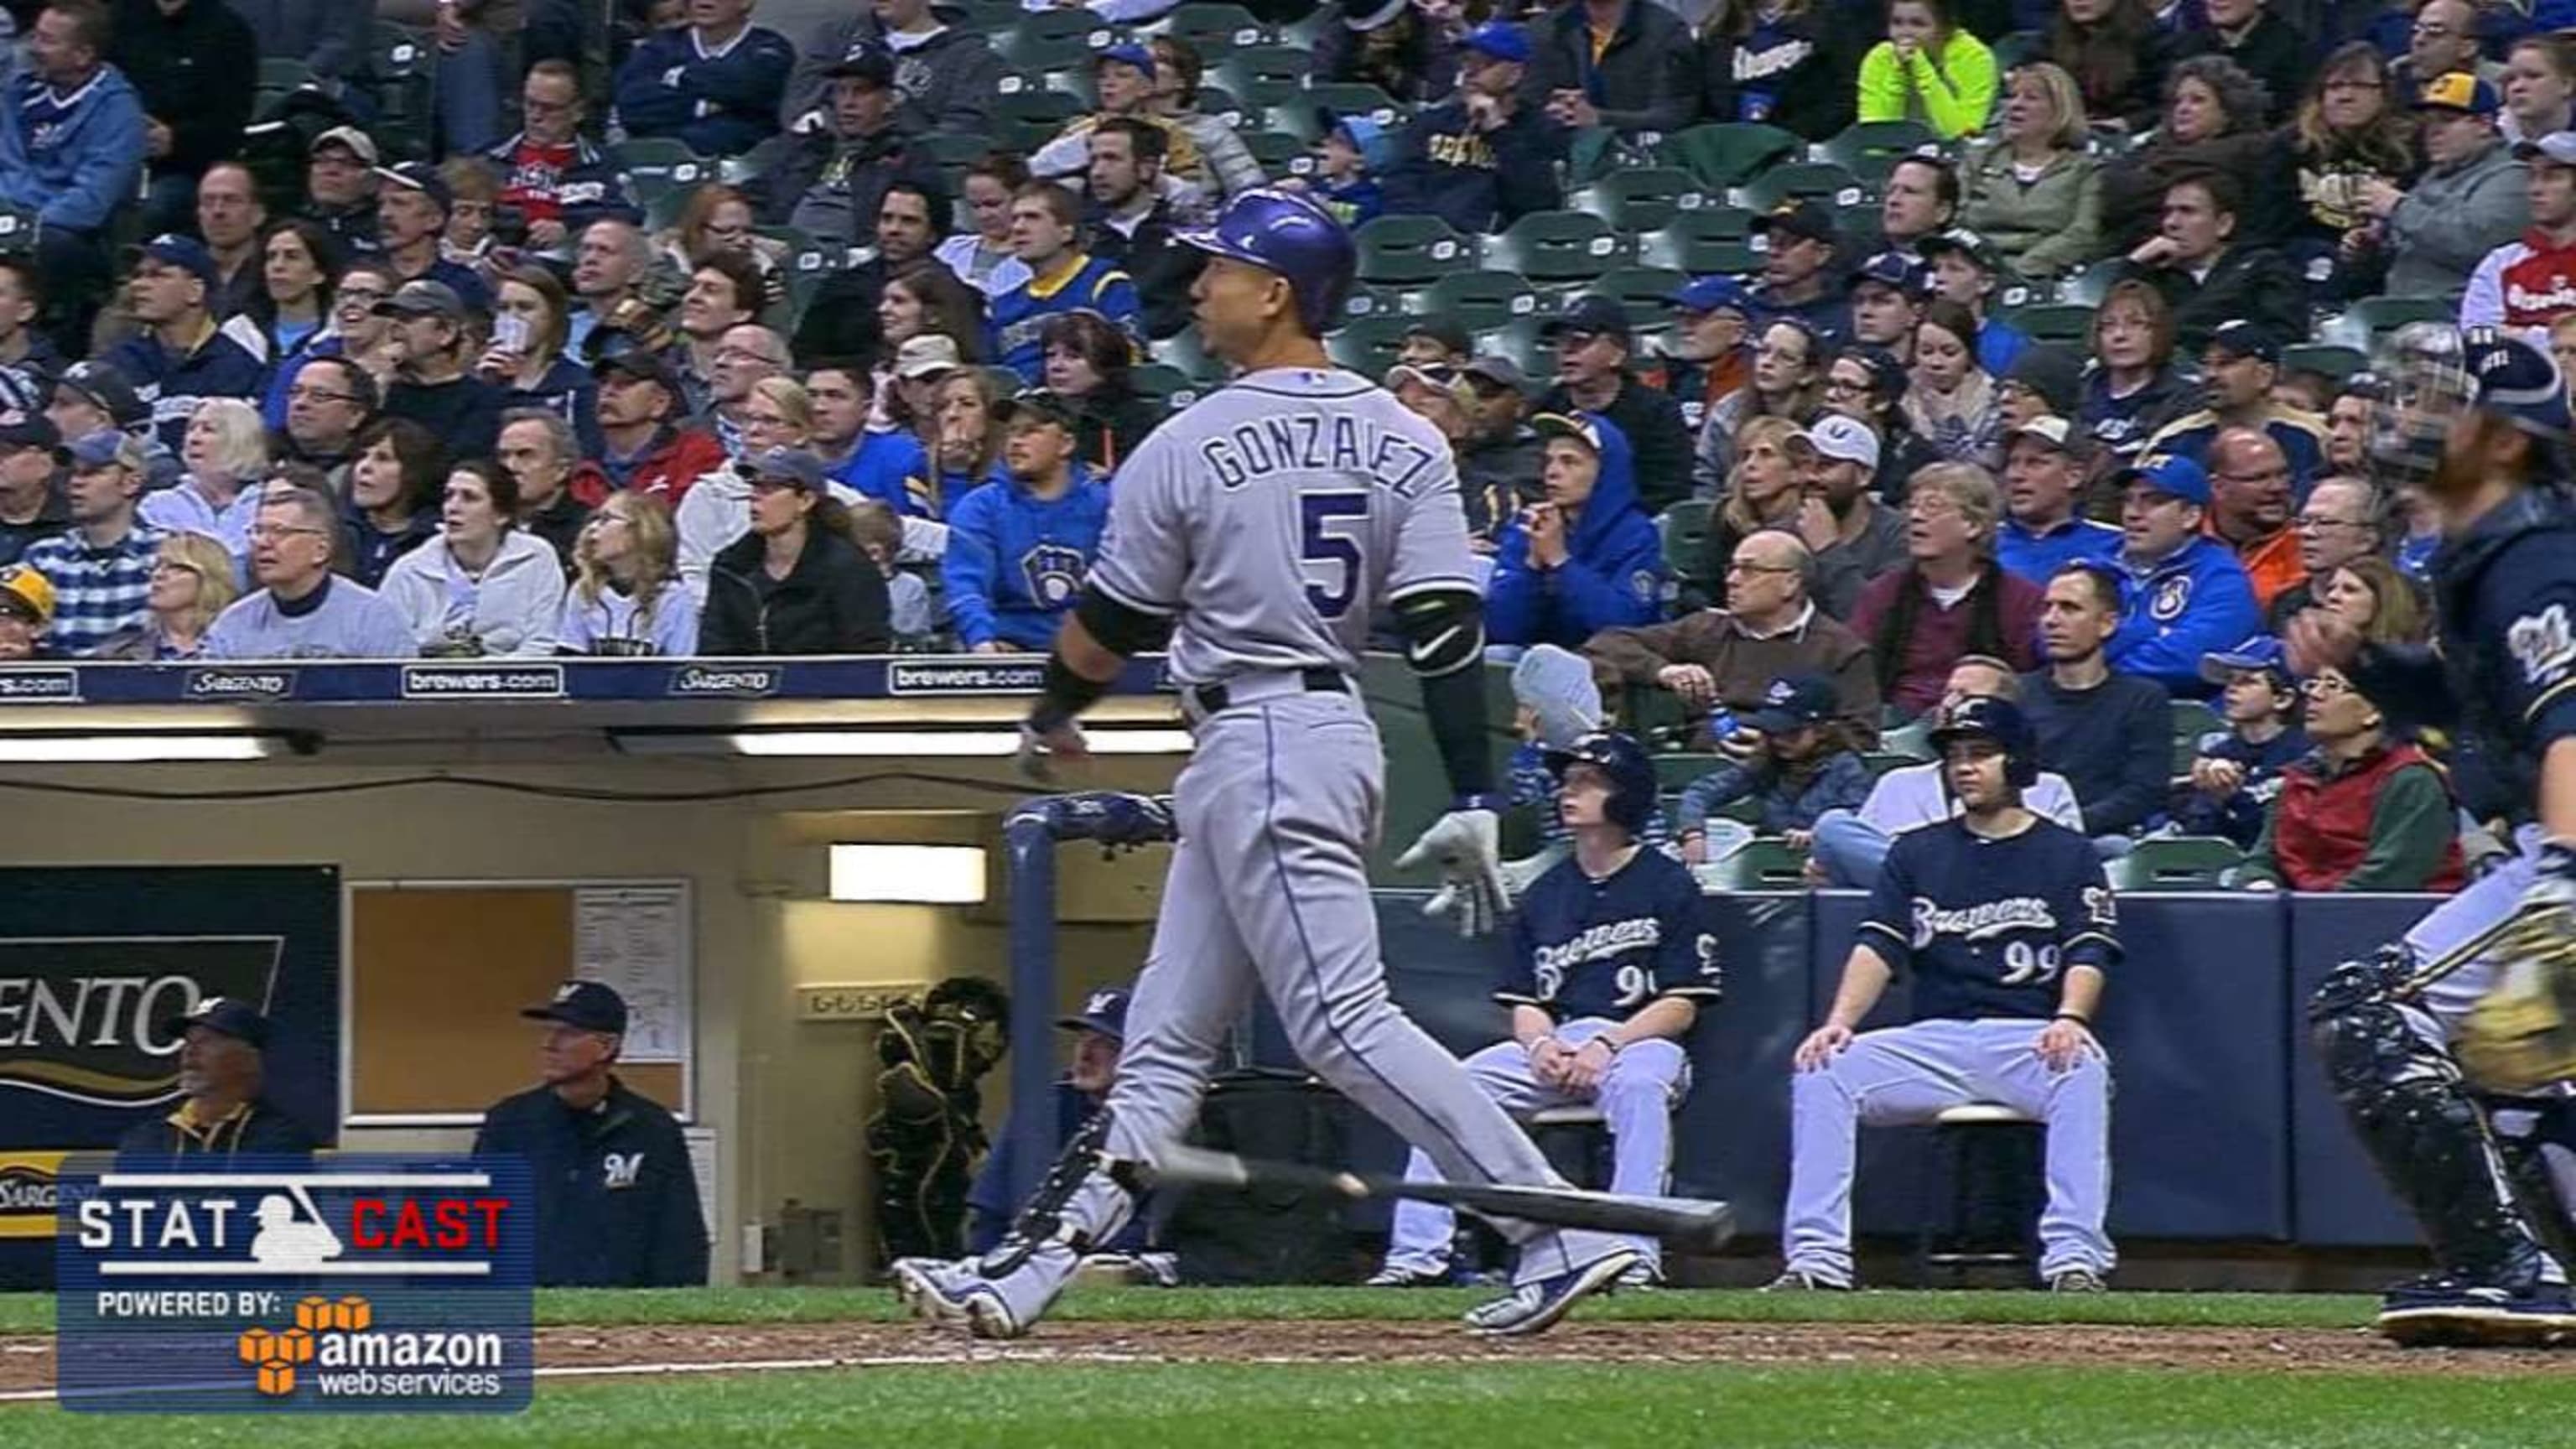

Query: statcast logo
[236,1296,506,1400]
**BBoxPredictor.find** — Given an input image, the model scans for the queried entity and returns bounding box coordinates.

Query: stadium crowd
[0,0,2550,891]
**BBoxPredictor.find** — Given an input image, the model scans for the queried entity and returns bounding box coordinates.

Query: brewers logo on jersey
[1500,849,1722,1021]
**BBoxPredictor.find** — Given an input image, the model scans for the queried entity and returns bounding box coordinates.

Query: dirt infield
[4,1317,2568,1394]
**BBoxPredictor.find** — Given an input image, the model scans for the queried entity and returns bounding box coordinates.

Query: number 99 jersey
[1856,818,2122,1022]
[1498,849,1722,1022]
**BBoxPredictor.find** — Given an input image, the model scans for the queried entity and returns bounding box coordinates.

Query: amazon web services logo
[55,1156,532,1414]
[235,1295,506,1400]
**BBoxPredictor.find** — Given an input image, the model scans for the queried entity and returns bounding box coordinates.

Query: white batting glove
[1498,844,1569,903]
[1397,808,1508,937]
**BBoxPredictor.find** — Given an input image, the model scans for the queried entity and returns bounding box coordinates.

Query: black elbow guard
[1394,587,1485,678]
[1073,584,1173,657]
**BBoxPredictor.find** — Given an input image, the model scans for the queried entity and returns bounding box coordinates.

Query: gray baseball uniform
[1057,366,1628,1285]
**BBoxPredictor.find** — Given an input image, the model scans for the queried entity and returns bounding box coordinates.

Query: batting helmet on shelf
[1175,188,1356,338]
[1542,730,1659,836]
[1928,696,2039,790]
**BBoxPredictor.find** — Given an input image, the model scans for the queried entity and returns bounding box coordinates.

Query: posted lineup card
[55,1156,535,1414]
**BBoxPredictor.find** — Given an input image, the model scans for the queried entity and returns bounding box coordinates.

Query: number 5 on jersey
[1300,491,1369,619]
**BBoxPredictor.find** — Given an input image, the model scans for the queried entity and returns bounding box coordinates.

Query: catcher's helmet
[1176,188,1356,338]
[1929,696,2039,790]
[1543,730,1658,835]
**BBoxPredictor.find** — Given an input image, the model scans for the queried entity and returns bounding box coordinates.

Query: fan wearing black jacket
[699,447,891,656]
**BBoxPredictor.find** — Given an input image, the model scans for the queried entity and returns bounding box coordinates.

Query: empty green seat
[1569,168,1705,234]
[1354,214,1473,287]
[1415,270,1539,332]
[1657,123,1801,191]
[1815,120,1942,184]
[2108,838,2244,892]
[1483,210,1624,286]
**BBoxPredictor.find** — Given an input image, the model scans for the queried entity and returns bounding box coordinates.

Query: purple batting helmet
[1176,188,1357,338]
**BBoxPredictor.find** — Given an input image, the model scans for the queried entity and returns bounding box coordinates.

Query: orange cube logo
[331,1296,372,1332]
[293,1296,333,1332]
[236,1327,276,1364]
[255,1362,296,1396]
[276,1327,316,1363]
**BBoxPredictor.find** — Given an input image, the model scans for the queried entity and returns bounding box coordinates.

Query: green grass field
[5,1287,2561,1448]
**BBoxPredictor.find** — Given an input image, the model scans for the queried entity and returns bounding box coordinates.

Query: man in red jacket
[588,351,724,508]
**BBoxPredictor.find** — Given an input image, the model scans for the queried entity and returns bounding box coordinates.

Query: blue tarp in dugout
[0,867,340,1289]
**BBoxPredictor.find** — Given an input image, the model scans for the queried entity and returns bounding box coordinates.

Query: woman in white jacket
[381,460,569,657]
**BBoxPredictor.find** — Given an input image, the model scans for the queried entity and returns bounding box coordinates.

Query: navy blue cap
[1668,275,1753,316]
[824,50,896,87]
[126,233,218,290]
[1459,20,1532,65]
[747,447,828,491]
[1743,673,1839,734]
[2461,326,2574,440]
[56,361,147,428]
[0,410,58,453]
[2117,452,2212,506]
[2201,633,2293,687]
[162,995,271,1050]
[1539,293,1632,345]
[521,979,629,1035]
[1056,987,1130,1041]
[376,161,454,212]
[1851,250,1929,294]
[2208,319,2283,366]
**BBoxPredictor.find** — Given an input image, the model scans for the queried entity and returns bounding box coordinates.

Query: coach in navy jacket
[473,981,708,1288]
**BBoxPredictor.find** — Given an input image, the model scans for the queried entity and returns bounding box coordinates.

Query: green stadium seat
[1412,270,1539,332]
[1192,84,1249,131]
[612,137,715,190]
[1130,363,1192,409]
[1619,680,1693,749]
[1000,10,1112,71]
[2281,344,2370,383]
[1483,314,1555,378]
[1657,123,1801,191]
[1815,120,1943,185]
[1731,160,1867,212]
[2108,837,2244,892]
[1568,168,1706,234]
[1152,328,1230,383]
[1214,44,1311,108]
[1701,839,1810,890]
[1596,266,1689,327]
[990,88,1087,152]
[2317,296,2457,352]
[1861,750,1918,780]
[1335,283,1403,323]
[1158,3,1271,48]
[0,203,36,257]
[1239,128,1307,171]
[1326,314,1416,377]
[2172,698,2219,774]
[1650,751,1727,792]
[1354,214,1473,287]
[913,131,1000,169]
[2054,265,2117,305]
[1879,717,1935,761]
[258,57,315,94]
[1992,29,2046,70]
[1304,83,1405,131]
[1636,211,1758,276]
[1998,303,2097,345]
[1657,499,1716,595]
[1483,210,1624,286]
[371,23,436,161]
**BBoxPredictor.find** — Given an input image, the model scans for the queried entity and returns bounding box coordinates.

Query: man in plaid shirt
[23,432,164,657]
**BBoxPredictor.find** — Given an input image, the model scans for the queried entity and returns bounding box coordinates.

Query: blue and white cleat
[1461,1249,1640,1337]
[2376,1274,2576,1348]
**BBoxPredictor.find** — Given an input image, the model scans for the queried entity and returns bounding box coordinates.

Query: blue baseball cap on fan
[1460,21,1531,65]
[2200,634,2293,688]
[1057,988,1130,1041]
[1668,276,1753,316]
[2459,327,2573,441]
[2115,453,2211,507]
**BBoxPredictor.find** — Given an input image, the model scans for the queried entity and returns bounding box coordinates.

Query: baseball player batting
[892,189,1642,1338]
[2293,328,2576,1346]
[1774,696,2121,1292]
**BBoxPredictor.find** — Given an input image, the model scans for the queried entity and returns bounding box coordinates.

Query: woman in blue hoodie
[1486,411,1665,651]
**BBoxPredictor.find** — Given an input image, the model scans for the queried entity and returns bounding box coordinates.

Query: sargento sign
[0,937,283,1108]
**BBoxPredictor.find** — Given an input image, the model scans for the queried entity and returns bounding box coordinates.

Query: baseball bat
[1150,1144,1737,1249]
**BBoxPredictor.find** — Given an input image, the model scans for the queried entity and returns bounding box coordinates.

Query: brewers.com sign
[0,937,285,1107]
[0,869,340,1283]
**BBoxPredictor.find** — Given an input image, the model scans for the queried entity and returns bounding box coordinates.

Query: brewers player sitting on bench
[1775,696,2121,1292]
[1370,730,1720,1289]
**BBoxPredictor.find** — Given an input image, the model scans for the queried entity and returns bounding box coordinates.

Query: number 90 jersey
[1083,367,1473,688]
[1498,849,1722,1022]
[1856,818,2121,1023]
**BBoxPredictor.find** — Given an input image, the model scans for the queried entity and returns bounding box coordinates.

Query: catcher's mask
[2369,324,2571,496]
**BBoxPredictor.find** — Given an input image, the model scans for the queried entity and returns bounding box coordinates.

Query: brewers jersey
[1498,848,1722,1021]
[1857,818,2121,1022]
